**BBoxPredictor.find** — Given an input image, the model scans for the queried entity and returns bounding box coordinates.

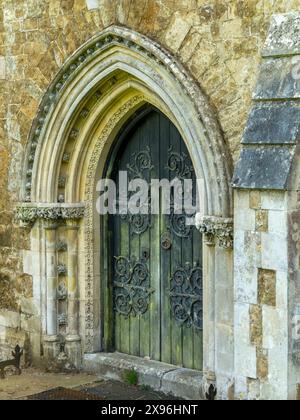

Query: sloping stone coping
[84,352,204,400]
[233,12,300,191]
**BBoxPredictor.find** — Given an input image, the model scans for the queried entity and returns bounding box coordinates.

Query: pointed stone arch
[21,25,232,216]
[16,26,233,384]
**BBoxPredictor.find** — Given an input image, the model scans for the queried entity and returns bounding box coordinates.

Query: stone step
[83,352,204,400]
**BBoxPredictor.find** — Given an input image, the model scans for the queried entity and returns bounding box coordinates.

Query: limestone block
[262,307,287,350]
[255,210,268,232]
[165,12,192,51]
[0,274,18,312]
[275,271,288,308]
[234,190,250,210]
[180,30,201,62]
[257,348,268,380]
[261,191,287,211]
[249,304,262,347]
[234,231,260,304]
[258,269,276,307]
[249,191,261,210]
[234,206,255,231]
[261,232,288,271]
[219,18,244,39]
[234,303,257,378]
[0,310,20,329]
[268,210,287,234]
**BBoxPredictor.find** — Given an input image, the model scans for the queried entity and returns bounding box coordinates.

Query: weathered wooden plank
[139,116,152,358]
[169,122,183,367]
[149,112,161,361]
[160,113,172,365]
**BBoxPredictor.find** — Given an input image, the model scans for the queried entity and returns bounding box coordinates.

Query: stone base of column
[65,335,82,369]
[43,335,60,361]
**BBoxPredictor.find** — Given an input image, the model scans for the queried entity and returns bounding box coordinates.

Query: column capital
[15,203,85,227]
[196,214,234,249]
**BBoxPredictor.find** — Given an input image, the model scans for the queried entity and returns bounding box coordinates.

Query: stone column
[65,219,81,368]
[202,228,216,388]
[197,215,234,400]
[43,220,60,360]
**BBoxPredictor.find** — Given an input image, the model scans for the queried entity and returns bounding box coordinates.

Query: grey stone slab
[232,146,295,190]
[263,13,300,56]
[84,352,204,399]
[84,352,175,391]
[161,369,204,400]
[243,102,300,144]
[254,57,300,100]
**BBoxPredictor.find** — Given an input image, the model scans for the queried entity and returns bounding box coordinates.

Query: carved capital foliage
[15,206,37,226]
[61,207,85,220]
[196,214,233,249]
[15,204,85,226]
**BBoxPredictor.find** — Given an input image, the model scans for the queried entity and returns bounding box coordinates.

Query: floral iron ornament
[113,255,154,317]
[170,263,203,330]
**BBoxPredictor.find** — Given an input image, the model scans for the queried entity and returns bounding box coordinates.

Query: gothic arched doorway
[102,106,203,370]
[17,27,233,394]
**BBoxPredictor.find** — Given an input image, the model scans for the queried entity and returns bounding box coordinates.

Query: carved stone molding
[57,264,68,276]
[84,94,144,352]
[15,204,85,226]
[196,214,233,249]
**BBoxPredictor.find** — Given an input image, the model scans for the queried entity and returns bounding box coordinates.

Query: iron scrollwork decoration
[169,207,193,238]
[121,212,151,236]
[113,256,154,317]
[127,146,153,180]
[119,146,153,235]
[170,263,203,330]
[166,146,196,238]
[167,146,194,180]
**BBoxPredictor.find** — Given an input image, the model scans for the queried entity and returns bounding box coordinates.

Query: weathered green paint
[103,106,203,370]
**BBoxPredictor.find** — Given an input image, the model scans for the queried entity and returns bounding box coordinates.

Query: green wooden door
[108,107,203,370]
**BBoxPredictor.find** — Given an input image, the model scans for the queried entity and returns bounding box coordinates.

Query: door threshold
[83,352,204,400]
